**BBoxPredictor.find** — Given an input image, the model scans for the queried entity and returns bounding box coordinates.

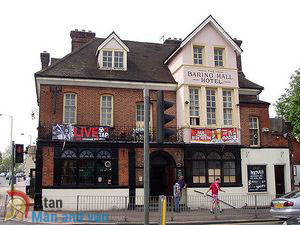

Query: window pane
[193,47,203,64]
[206,89,216,125]
[214,48,224,67]
[64,94,76,124]
[223,91,232,125]
[189,88,200,125]
[101,95,113,126]
[103,51,112,68]
[61,160,77,185]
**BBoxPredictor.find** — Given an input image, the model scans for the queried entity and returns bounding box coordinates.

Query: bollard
[159,195,167,225]
[170,196,174,221]
[254,195,258,219]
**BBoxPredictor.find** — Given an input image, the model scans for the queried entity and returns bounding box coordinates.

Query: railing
[40,194,277,223]
[38,123,184,143]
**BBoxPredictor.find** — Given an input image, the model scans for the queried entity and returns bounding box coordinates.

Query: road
[219,222,282,225]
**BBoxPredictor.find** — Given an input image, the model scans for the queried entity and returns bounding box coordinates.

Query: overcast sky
[0,0,299,152]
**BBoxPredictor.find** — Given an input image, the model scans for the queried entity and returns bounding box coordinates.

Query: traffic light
[157,90,176,143]
[15,144,24,163]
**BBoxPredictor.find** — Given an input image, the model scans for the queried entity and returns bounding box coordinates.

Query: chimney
[40,51,50,69]
[233,38,243,72]
[163,37,182,46]
[70,29,96,51]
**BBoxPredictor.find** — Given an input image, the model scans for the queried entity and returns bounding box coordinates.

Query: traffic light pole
[11,141,15,197]
[144,89,150,225]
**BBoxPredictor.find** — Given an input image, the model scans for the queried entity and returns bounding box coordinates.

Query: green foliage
[275,68,300,139]
[0,147,23,173]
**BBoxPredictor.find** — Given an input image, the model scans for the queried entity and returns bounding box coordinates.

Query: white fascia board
[239,88,261,95]
[164,16,242,64]
[96,32,129,55]
[36,77,177,101]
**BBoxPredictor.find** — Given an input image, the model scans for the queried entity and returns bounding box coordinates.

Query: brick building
[34,15,291,210]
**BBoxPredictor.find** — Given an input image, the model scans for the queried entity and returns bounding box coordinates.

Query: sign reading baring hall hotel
[184,67,238,88]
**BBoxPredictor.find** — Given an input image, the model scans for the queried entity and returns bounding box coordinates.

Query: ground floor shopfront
[34,140,291,211]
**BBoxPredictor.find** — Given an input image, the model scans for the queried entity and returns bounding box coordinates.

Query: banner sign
[191,128,238,143]
[52,124,109,141]
[247,165,267,192]
[184,67,238,88]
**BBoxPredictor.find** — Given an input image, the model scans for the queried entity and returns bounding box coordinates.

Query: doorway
[274,165,285,196]
[150,151,175,196]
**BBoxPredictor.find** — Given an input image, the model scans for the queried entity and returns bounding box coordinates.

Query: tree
[275,68,300,139]
[0,147,23,173]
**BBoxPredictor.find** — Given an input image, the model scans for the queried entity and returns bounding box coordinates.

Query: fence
[74,194,276,222]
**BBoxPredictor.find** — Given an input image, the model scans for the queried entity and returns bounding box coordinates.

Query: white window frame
[136,103,152,128]
[249,117,260,146]
[189,88,200,126]
[114,51,124,69]
[101,50,125,70]
[63,93,77,124]
[223,90,233,125]
[102,50,113,68]
[193,46,204,65]
[206,89,217,125]
[100,95,114,127]
[214,47,224,67]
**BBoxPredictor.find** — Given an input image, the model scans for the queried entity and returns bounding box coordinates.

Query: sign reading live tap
[184,67,238,88]
[191,128,238,144]
[52,124,109,141]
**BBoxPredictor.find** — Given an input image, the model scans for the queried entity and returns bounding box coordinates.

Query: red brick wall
[293,139,300,164]
[118,148,129,186]
[42,146,54,187]
[39,85,176,128]
[240,103,288,147]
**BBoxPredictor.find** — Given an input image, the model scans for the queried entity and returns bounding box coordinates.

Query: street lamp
[0,113,15,196]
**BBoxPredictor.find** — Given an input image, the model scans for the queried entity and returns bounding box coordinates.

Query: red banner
[191,128,238,143]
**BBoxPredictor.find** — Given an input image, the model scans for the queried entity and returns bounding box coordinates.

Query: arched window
[223,152,235,159]
[192,152,206,184]
[207,152,221,183]
[79,150,94,158]
[61,149,77,185]
[78,149,94,184]
[207,152,221,159]
[97,150,112,159]
[96,149,112,185]
[223,152,236,183]
[61,149,77,158]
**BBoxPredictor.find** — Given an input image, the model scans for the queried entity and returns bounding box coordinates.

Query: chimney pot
[40,51,50,69]
[70,29,96,52]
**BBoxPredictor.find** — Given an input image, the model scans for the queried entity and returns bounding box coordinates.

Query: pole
[10,116,15,197]
[144,89,150,225]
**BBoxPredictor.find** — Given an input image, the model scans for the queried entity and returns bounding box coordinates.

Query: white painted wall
[42,189,129,211]
[241,148,291,195]
[294,165,300,185]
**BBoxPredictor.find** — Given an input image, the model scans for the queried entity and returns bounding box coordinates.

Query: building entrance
[150,151,175,196]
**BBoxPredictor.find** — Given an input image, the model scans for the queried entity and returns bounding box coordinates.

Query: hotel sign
[184,67,238,88]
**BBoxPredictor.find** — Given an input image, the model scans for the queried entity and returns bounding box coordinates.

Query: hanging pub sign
[191,128,238,144]
[247,165,267,192]
[52,124,110,141]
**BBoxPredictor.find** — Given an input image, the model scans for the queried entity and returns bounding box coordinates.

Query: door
[274,165,285,196]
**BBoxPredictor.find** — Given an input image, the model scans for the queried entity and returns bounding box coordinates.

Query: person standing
[178,176,187,190]
[205,178,225,214]
[25,176,31,195]
[173,180,181,212]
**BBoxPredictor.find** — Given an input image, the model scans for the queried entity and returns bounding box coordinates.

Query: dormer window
[114,51,124,68]
[96,32,129,71]
[103,51,112,68]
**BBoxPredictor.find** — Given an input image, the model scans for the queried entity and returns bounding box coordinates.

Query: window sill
[100,67,126,71]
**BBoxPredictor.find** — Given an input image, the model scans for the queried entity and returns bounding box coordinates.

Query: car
[0,172,5,177]
[270,190,300,219]
[283,216,300,225]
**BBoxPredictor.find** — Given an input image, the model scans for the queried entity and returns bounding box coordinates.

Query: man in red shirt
[205,178,225,214]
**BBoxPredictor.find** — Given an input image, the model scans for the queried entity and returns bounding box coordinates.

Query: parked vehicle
[0,172,5,177]
[283,216,300,225]
[270,190,300,219]
[6,173,11,180]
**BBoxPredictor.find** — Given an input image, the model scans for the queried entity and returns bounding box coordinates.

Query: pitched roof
[36,34,264,91]
[35,38,178,84]
[164,15,243,64]
[238,72,264,90]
